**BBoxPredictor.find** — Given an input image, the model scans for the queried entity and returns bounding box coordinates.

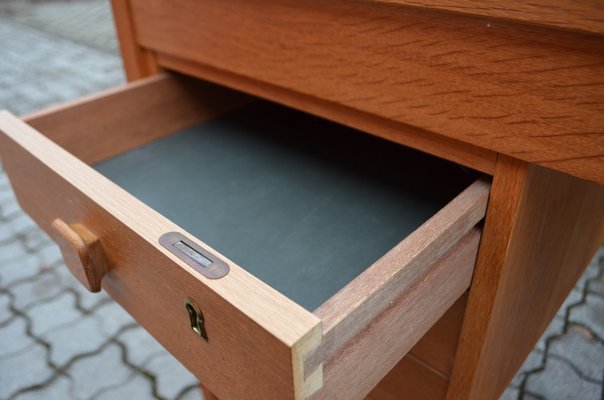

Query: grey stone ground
[0,1,602,399]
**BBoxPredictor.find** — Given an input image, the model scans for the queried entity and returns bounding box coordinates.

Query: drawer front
[0,77,322,400]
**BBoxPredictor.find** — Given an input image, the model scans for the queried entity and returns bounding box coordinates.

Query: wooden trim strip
[110,0,160,80]
[310,228,482,399]
[373,0,604,36]
[23,73,253,165]
[313,179,489,353]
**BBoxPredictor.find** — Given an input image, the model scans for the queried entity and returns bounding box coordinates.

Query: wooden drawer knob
[50,218,108,292]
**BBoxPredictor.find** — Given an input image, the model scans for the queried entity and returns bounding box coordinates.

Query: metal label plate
[159,232,230,279]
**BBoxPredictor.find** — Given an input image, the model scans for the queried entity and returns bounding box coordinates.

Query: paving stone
[524,356,602,400]
[68,343,135,400]
[0,239,29,264]
[35,242,63,268]
[0,188,18,210]
[27,290,81,336]
[576,248,604,291]
[0,198,24,220]
[556,288,584,319]
[117,325,166,367]
[69,280,111,311]
[180,385,205,400]
[5,212,37,236]
[0,292,11,323]
[0,342,53,399]
[547,325,604,382]
[146,352,199,400]
[499,386,519,400]
[569,294,604,339]
[535,315,565,353]
[0,253,41,288]
[95,374,155,400]
[0,316,35,359]
[44,314,108,366]
[13,376,73,400]
[96,300,137,337]
[510,350,544,387]
[10,269,64,309]
[20,228,53,253]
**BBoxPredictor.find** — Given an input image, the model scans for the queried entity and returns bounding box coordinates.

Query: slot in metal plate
[159,232,229,279]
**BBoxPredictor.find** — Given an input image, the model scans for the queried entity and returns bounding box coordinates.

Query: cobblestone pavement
[0,1,603,399]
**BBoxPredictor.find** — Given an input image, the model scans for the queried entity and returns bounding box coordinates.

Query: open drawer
[0,73,489,400]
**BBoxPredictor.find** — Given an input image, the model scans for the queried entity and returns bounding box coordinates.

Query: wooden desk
[112,1,604,398]
[0,1,602,399]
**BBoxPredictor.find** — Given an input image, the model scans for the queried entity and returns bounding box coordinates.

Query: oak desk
[0,1,603,399]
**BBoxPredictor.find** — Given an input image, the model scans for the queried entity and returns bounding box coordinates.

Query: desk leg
[446,156,604,399]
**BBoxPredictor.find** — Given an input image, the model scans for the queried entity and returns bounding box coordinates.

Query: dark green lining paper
[95,103,475,311]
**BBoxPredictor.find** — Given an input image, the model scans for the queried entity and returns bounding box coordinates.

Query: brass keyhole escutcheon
[184,297,208,341]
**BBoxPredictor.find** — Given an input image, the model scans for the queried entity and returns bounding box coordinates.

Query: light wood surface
[314,180,489,357]
[0,111,322,400]
[24,73,252,165]
[410,293,468,376]
[110,0,159,81]
[49,218,108,293]
[130,0,604,184]
[366,354,449,400]
[310,228,481,400]
[375,0,604,35]
[446,156,604,400]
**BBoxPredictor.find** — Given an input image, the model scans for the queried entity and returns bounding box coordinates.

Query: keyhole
[184,298,208,341]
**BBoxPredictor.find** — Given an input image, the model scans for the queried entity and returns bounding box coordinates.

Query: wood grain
[0,111,322,400]
[375,0,604,35]
[49,218,109,293]
[409,293,468,376]
[110,0,159,80]
[446,155,604,400]
[314,180,489,355]
[130,0,604,184]
[157,53,497,175]
[310,229,481,400]
[366,354,449,400]
[367,294,468,399]
[23,73,252,165]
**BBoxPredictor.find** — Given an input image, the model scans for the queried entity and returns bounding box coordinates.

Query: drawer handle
[50,218,108,292]
[184,297,208,341]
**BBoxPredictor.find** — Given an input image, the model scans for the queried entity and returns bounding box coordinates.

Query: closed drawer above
[0,73,489,399]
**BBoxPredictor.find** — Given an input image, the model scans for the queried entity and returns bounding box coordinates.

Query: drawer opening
[1,72,491,399]
[93,100,478,312]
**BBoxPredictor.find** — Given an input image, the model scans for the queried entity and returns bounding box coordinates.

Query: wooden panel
[310,228,481,400]
[447,156,604,400]
[410,293,468,376]
[157,53,497,175]
[0,112,322,400]
[110,0,159,80]
[374,0,604,35]
[23,74,252,165]
[131,0,604,184]
[366,354,449,400]
[314,181,488,356]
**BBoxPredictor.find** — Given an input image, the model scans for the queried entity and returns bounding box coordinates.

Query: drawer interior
[94,101,476,311]
[3,73,489,399]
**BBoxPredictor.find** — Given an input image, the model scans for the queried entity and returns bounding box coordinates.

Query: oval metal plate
[159,232,229,279]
